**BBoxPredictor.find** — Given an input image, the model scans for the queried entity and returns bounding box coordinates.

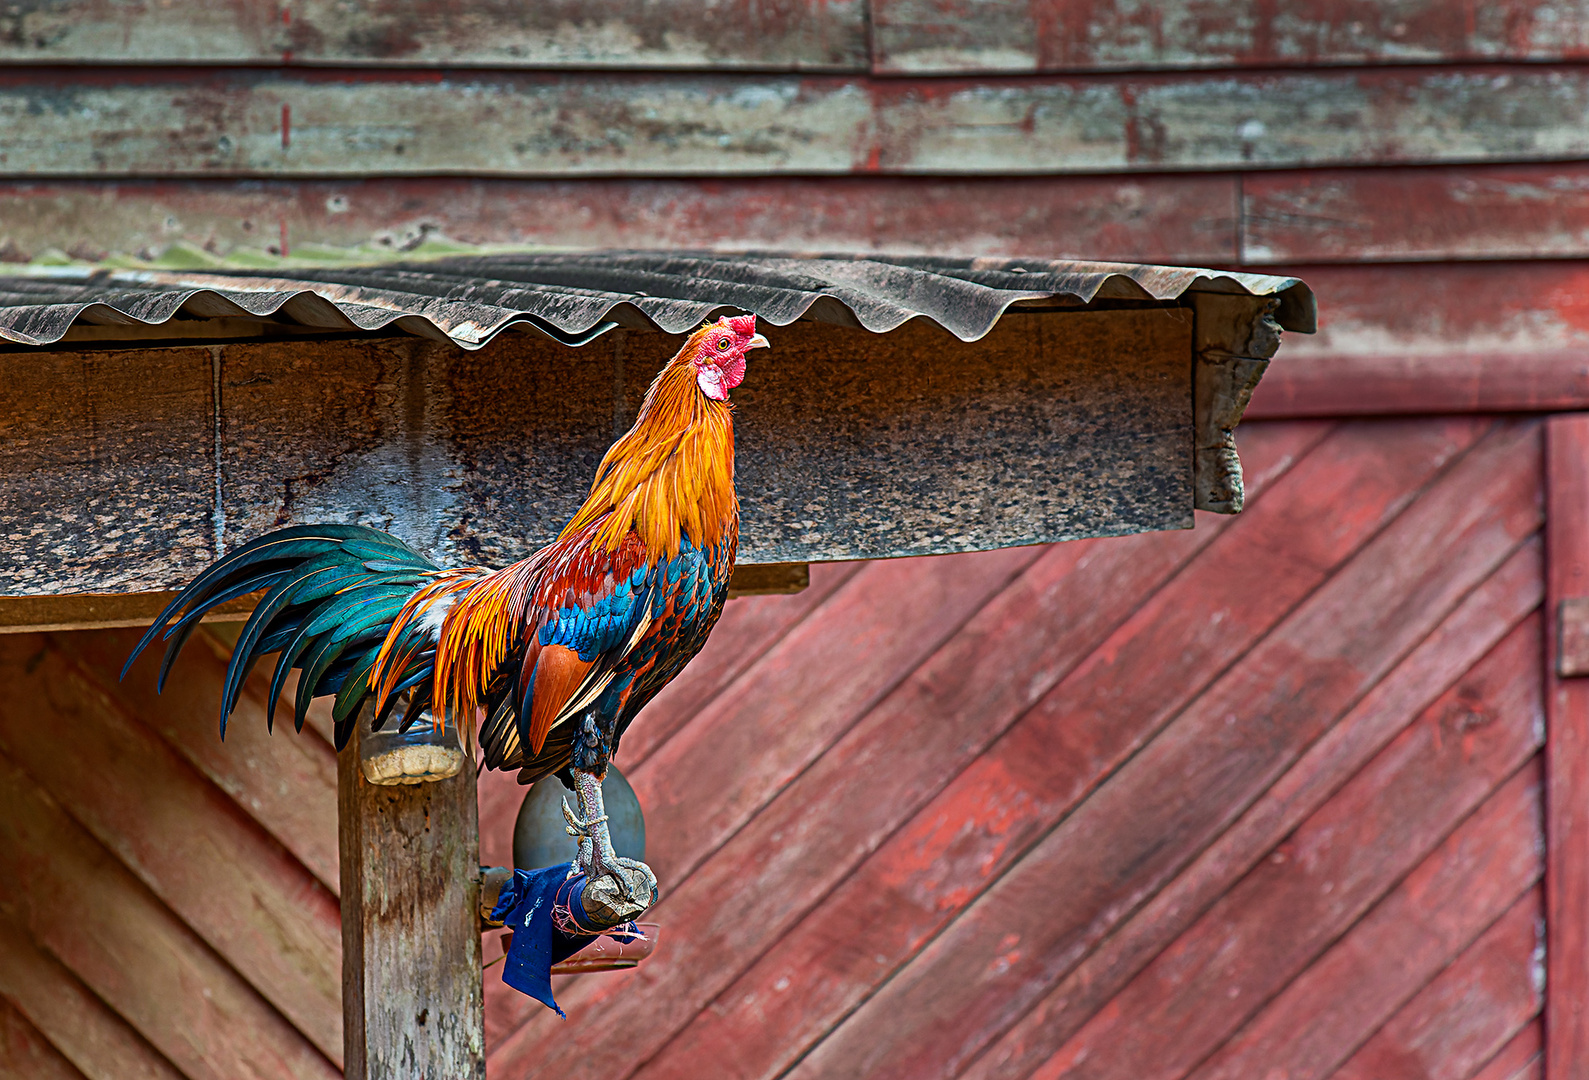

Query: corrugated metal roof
[0,253,1314,349]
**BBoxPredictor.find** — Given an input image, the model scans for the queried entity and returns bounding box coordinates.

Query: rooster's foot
[560,796,600,871]
[565,771,657,907]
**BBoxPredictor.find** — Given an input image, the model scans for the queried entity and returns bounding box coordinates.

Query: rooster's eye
[716,338,730,351]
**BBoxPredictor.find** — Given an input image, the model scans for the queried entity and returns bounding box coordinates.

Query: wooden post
[1546,414,1589,1080]
[338,721,485,1080]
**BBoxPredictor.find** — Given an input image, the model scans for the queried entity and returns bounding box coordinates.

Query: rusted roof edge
[0,255,1314,350]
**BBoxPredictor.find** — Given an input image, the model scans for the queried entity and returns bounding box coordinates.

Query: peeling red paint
[874,0,1589,74]
[0,0,868,71]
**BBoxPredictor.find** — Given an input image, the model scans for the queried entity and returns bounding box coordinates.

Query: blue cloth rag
[489,864,642,1017]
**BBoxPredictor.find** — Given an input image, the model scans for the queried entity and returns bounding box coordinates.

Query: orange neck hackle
[560,317,762,561]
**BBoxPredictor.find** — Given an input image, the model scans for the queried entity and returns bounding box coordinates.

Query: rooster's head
[681,314,769,401]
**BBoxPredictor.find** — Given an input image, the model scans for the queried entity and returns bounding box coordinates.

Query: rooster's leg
[562,770,658,904]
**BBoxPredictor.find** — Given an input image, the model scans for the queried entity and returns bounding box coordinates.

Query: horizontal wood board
[871,0,1589,73]
[6,0,1588,73]
[0,312,1197,596]
[0,176,1244,269]
[4,67,1589,178]
[1246,261,1589,418]
[13,164,1589,271]
[0,0,867,70]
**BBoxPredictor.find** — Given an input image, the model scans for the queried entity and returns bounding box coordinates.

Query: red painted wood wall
[474,415,1554,1080]
[0,413,1567,1080]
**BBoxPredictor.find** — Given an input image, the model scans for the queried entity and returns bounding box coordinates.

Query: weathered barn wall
[0,629,343,1080]
[0,2,1583,1078]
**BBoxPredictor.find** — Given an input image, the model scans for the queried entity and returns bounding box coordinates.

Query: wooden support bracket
[1559,597,1589,678]
[1191,293,1284,515]
[0,562,808,635]
[339,718,485,1080]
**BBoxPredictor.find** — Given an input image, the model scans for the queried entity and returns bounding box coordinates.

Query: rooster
[126,314,768,899]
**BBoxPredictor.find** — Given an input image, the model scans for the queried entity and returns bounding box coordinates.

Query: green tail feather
[122,524,444,748]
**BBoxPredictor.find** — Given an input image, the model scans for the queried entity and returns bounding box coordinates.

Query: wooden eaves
[0,253,1313,628]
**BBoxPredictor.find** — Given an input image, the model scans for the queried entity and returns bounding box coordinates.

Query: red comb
[725,314,757,335]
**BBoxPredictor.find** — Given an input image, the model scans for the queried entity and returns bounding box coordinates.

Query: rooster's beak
[746,333,770,350]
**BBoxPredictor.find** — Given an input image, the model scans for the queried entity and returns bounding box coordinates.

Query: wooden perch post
[338,719,485,1080]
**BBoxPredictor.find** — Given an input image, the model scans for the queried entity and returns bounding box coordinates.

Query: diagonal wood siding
[0,416,1548,1080]
[0,632,342,1080]
[465,415,1548,1080]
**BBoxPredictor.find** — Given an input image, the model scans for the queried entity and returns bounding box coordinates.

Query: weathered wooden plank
[1472,1021,1544,1080]
[0,636,343,1061]
[0,176,1241,269]
[2,312,1198,595]
[1189,763,1543,1080]
[967,535,1546,1080]
[1331,887,1545,1080]
[0,914,184,1080]
[1029,620,1542,1080]
[1250,351,1589,419]
[55,627,342,893]
[0,750,339,1080]
[633,312,1194,556]
[1246,262,1589,419]
[1191,292,1283,513]
[782,419,1540,1080]
[0,0,865,70]
[1244,164,1589,263]
[339,717,483,1080]
[4,67,1589,177]
[0,346,215,594]
[9,0,1586,76]
[872,0,1589,74]
[725,563,808,597]
[0,997,87,1080]
[1546,414,1589,1080]
[494,419,1465,1077]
